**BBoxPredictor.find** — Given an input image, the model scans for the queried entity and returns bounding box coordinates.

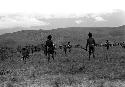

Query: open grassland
[0,45,125,87]
[0,25,125,86]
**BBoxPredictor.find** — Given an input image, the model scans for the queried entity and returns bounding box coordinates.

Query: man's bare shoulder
[87,37,94,40]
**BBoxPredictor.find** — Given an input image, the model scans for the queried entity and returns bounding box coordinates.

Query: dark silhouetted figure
[121,42,125,48]
[67,42,72,53]
[21,47,29,63]
[105,40,110,50]
[45,35,55,62]
[17,45,22,53]
[63,45,67,55]
[31,45,34,54]
[63,42,72,55]
[104,40,112,61]
[0,47,6,61]
[86,32,96,60]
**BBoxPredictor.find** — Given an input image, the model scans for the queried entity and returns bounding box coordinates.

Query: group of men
[16,44,45,62]
[44,32,124,62]
[44,35,74,62]
[1,32,123,63]
[44,32,96,62]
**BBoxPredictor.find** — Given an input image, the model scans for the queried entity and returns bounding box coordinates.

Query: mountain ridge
[0,25,124,47]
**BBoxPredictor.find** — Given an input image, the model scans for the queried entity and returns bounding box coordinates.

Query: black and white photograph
[0,0,125,87]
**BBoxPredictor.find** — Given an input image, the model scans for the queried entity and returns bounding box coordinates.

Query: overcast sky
[0,0,125,29]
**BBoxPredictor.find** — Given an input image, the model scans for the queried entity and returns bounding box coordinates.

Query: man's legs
[48,53,50,62]
[89,47,95,60]
[64,48,67,55]
[52,53,54,60]
[69,48,71,53]
[92,47,95,58]
[89,47,91,60]
[22,54,26,63]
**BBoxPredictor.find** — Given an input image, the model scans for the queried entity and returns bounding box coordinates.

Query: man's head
[47,35,52,40]
[88,32,92,37]
[68,42,70,44]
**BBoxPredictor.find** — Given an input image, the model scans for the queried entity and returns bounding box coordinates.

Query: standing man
[67,42,72,53]
[104,40,111,61]
[86,32,96,60]
[63,44,67,55]
[45,35,55,62]
[105,40,110,50]
[21,47,29,63]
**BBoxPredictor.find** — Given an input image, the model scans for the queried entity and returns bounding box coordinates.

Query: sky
[0,0,125,29]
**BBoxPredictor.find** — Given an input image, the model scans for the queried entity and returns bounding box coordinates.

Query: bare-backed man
[86,32,96,60]
[45,35,55,62]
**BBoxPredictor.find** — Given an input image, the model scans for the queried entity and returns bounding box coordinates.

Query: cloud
[75,20,83,24]
[0,15,49,29]
[0,9,124,30]
[94,16,106,22]
[87,14,106,22]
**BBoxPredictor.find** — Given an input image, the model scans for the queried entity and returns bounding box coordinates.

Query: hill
[0,25,124,47]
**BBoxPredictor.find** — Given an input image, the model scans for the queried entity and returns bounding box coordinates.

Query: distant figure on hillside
[30,45,34,54]
[105,40,110,50]
[121,42,125,48]
[0,47,7,61]
[67,42,72,53]
[63,44,67,55]
[21,47,30,63]
[63,42,72,55]
[17,45,22,53]
[45,35,55,62]
[86,32,96,60]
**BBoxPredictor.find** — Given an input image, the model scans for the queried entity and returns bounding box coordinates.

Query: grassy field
[0,25,124,87]
[0,45,125,87]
